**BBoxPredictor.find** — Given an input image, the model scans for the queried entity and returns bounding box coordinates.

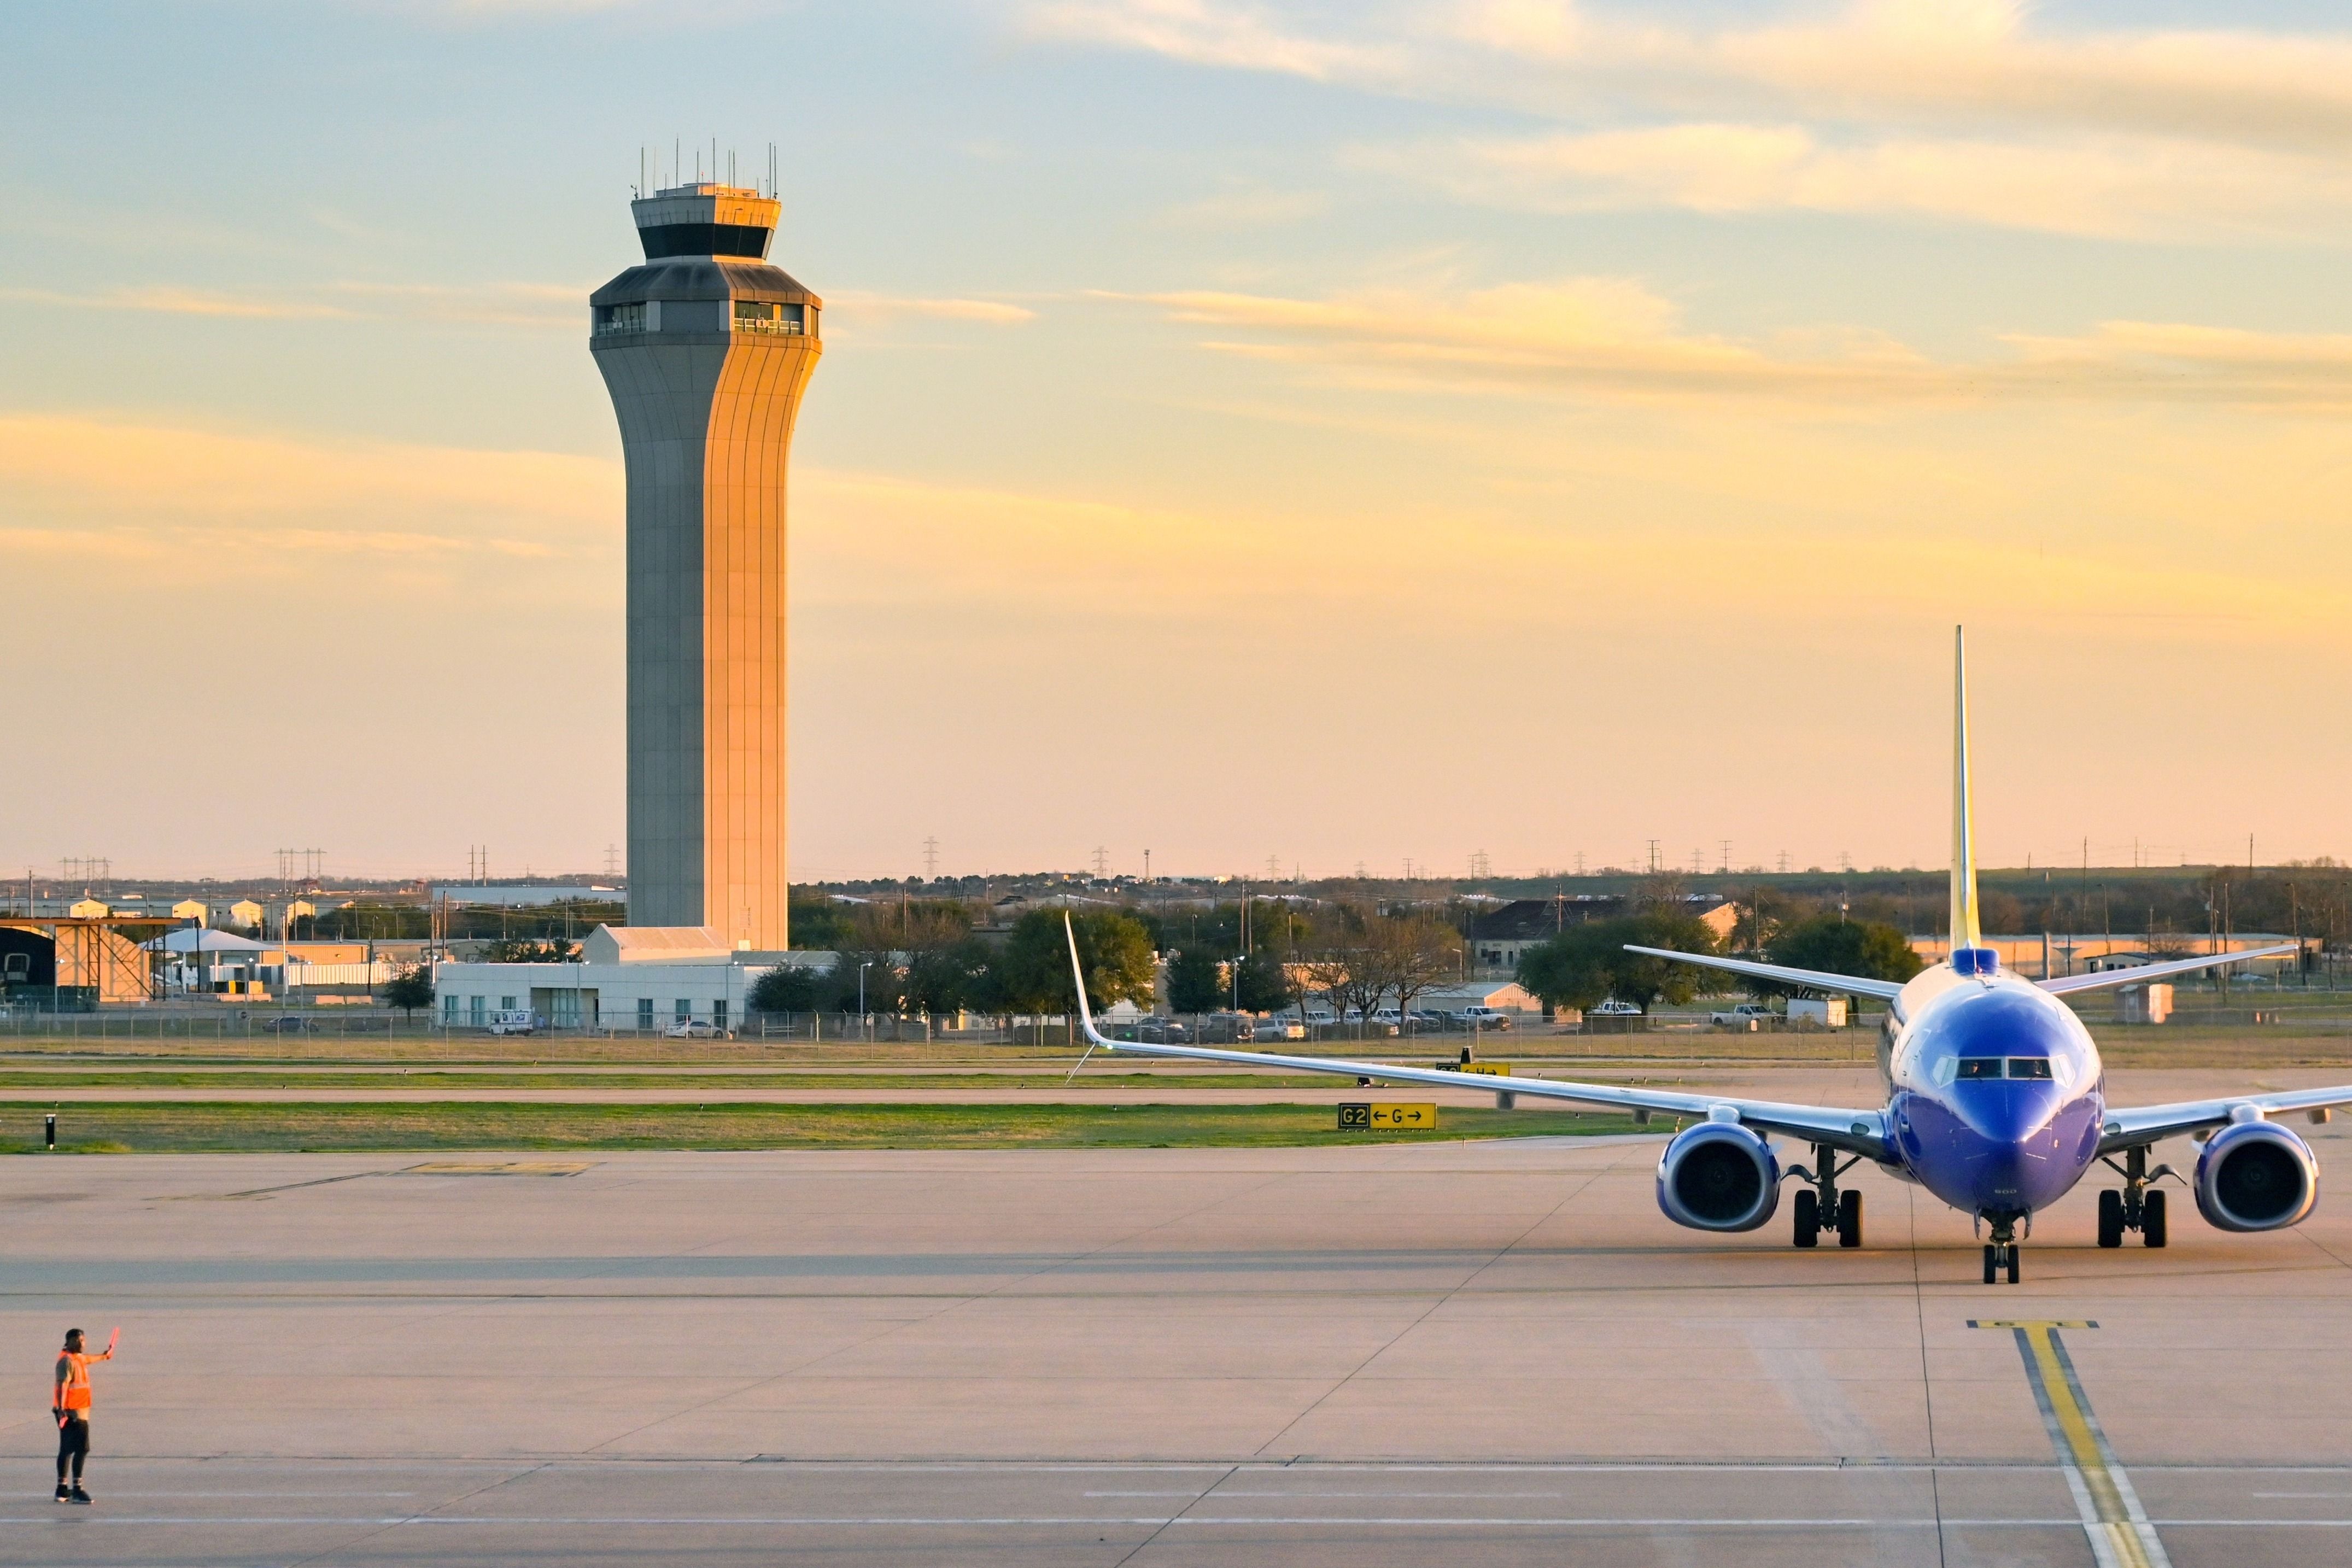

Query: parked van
[487,1010,538,1036]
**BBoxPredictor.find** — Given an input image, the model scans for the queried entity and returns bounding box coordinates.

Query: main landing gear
[2096,1144,2171,1249]
[1790,1142,1863,1249]
[1980,1214,2025,1284]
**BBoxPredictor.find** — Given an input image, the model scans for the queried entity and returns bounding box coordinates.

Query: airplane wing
[1062,917,1892,1160]
[2100,1085,2352,1154]
[2038,944,2297,996]
[1620,945,1908,1001]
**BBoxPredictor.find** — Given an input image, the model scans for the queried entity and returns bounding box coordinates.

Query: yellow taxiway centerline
[1974,1319,2169,1568]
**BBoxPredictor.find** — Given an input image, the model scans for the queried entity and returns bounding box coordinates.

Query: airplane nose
[1952,1084,2056,1144]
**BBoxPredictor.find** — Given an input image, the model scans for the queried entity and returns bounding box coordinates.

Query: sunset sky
[5,1,2348,883]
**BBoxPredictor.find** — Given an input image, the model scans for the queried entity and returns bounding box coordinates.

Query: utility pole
[1095,846,1111,879]
[1719,840,1731,875]
[1645,839,1660,874]
[923,836,941,880]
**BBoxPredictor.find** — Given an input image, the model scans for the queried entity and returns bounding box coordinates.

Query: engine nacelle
[2195,1120,2319,1232]
[1657,1121,1780,1232]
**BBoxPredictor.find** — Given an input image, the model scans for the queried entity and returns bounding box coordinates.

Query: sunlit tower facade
[590,179,821,949]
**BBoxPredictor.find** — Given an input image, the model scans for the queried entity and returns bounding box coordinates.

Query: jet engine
[1657,1121,1780,1232]
[2195,1120,2319,1232]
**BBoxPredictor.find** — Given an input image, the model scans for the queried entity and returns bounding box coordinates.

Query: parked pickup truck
[1710,1003,1773,1027]
[1454,1005,1513,1030]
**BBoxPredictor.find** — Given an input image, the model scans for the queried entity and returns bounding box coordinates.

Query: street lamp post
[859,961,872,1042]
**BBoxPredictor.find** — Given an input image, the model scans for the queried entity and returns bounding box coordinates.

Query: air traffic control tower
[591,183,820,949]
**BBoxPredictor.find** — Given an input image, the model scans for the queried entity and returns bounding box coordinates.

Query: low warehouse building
[431,926,830,1032]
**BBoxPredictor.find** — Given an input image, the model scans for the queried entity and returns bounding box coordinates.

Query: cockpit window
[2007,1058,2053,1080]
[1955,1057,2004,1079]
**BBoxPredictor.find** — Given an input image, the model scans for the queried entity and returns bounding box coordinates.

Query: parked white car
[1454,1005,1514,1029]
[1254,1016,1307,1042]
[1711,1003,1772,1027]
[1590,999,1642,1016]
[664,1020,733,1040]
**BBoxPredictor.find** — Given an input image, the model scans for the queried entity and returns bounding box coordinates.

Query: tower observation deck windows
[638,222,771,260]
[594,301,651,336]
[733,300,806,335]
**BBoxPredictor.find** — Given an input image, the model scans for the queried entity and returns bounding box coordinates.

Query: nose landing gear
[1790,1143,1864,1249]
[1979,1214,2024,1283]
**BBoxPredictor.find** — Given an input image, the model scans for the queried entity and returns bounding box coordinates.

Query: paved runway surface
[5,1099,2352,1565]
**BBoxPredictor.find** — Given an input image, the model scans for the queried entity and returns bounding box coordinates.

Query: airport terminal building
[430,925,827,1032]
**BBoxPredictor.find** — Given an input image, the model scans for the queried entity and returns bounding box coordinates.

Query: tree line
[743,898,1470,1023]
[1514,898,1922,1013]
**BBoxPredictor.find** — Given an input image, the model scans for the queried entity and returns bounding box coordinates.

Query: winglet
[1062,912,1116,1054]
[1951,625,1982,953]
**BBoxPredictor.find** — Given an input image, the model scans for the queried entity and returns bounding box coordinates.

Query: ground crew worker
[52,1327,115,1504]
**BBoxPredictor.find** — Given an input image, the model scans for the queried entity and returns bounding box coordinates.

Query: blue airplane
[1062,629,2328,1284]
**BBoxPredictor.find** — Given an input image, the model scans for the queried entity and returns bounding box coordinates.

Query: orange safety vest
[56,1351,92,1412]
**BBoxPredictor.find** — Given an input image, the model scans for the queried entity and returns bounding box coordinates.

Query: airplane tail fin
[1950,625,1982,953]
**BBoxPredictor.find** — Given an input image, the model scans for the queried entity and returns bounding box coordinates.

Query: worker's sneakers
[68,1486,91,1505]
[52,1483,68,1503]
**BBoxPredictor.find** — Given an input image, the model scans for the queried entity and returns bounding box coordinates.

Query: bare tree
[1380,916,1463,1026]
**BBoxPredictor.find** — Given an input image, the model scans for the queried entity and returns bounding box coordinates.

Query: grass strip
[0,1100,1648,1155]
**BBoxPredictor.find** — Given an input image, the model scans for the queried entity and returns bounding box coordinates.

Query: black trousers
[57,1416,89,1482]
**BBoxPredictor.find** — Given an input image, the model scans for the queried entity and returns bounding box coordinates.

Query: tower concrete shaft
[590,182,820,949]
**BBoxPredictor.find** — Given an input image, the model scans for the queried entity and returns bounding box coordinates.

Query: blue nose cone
[1947,1084,2063,1212]
[1896,984,2102,1219]
[1950,1080,2061,1144]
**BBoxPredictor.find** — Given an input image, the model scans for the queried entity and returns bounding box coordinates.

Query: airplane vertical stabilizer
[1950,625,1982,952]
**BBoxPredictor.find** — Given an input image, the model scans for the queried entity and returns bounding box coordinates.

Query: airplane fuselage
[1876,957,2106,1223]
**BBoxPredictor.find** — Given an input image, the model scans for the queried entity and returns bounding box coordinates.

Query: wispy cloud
[825,291,1039,324]
[1152,187,1333,230]
[1120,279,2352,409]
[1373,123,2352,241]
[0,413,615,577]
[1028,0,1403,82]
[0,285,358,321]
[1032,1,2352,237]
[0,280,583,328]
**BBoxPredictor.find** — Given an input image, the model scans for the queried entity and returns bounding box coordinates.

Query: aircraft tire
[2097,1189,2124,1248]
[2008,1245,2021,1284]
[2143,1189,2168,1249]
[1982,1244,1997,1285]
[1837,1190,1862,1248]
[1793,1189,1819,1248]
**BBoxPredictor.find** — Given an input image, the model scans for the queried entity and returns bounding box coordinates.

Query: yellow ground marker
[1973,1319,2169,1568]
[1336,1103,1438,1131]
[401,1161,593,1177]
